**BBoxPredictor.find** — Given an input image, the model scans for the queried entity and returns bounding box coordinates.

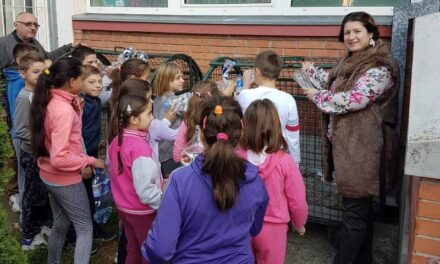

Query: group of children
[5,44,308,264]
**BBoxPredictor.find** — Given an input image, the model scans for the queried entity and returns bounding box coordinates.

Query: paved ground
[286,221,399,264]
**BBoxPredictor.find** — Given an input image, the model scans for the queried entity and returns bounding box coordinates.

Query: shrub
[0,205,27,264]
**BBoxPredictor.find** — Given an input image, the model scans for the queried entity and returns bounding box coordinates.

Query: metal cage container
[203,56,342,225]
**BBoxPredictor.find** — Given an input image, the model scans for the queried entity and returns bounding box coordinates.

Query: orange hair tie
[214,105,223,115]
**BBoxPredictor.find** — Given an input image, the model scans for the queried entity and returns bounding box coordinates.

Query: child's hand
[294,225,306,236]
[81,166,93,179]
[165,105,177,123]
[92,158,106,171]
[221,81,236,97]
[243,69,255,89]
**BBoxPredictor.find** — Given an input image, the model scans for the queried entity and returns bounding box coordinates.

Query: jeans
[46,181,93,264]
[12,138,25,218]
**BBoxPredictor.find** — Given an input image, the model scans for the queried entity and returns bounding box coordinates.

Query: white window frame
[85,0,395,17]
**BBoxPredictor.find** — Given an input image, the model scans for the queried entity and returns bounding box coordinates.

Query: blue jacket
[142,155,269,264]
[3,68,24,138]
[81,94,101,158]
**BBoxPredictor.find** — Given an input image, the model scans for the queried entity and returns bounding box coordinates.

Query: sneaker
[22,233,47,251]
[114,252,118,263]
[40,225,52,238]
[9,194,20,213]
[93,230,117,242]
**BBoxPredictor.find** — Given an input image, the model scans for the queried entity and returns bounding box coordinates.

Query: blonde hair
[82,65,101,78]
[153,62,182,96]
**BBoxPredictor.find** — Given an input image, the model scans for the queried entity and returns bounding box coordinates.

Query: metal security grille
[203,56,342,225]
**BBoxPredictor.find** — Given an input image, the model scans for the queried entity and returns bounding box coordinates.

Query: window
[86,0,397,16]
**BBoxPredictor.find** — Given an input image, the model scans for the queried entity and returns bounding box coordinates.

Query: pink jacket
[238,149,308,228]
[38,89,96,186]
[172,121,187,162]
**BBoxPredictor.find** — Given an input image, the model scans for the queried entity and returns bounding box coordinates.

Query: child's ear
[129,115,139,126]
[18,70,26,79]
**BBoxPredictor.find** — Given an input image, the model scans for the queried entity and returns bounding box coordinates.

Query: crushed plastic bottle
[181,125,204,166]
[92,168,113,224]
[221,59,236,90]
[235,74,243,95]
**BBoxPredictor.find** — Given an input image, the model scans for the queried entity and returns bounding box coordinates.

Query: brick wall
[73,30,346,73]
[411,178,440,263]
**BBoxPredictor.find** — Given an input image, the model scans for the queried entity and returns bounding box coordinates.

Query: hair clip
[44,68,50,75]
[214,105,223,115]
[216,133,229,141]
[127,104,132,114]
[194,92,201,97]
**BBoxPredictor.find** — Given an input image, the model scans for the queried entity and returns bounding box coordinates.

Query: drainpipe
[47,0,58,49]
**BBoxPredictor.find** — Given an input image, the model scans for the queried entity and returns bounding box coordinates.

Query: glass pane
[185,0,270,4]
[291,0,404,7]
[90,0,167,7]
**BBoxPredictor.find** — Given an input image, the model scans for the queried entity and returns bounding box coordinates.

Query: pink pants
[252,222,288,264]
[118,210,156,264]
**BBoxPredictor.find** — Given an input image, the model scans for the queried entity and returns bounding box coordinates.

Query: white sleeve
[132,157,163,209]
[284,99,301,164]
[236,90,252,114]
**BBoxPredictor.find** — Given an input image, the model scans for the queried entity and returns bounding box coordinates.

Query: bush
[0,205,27,264]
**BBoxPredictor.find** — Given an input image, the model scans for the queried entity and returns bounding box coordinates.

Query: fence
[203,56,342,225]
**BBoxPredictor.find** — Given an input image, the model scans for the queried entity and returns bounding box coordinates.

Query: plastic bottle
[181,125,204,166]
[235,74,243,94]
[92,168,113,224]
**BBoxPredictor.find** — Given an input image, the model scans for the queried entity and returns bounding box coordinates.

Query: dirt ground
[2,193,399,264]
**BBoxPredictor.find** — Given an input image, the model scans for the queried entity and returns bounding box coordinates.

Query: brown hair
[184,81,220,142]
[200,96,245,210]
[240,99,287,154]
[338,11,380,42]
[107,79,152,143]
[255,50,282,80]
[109,58,151,109]
[152,62,182,96]
[115,94,150,174]
[18,52,44,71]
[13,43,39,61]
[82,65,101,78]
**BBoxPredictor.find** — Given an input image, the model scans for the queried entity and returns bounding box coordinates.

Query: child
[142,96,269,263]
[5,43,39,214]
[14,52,51,250]
[237,50,301,164]
[152,62,186,176]
[108,94,162,264]
[71,46,98,68]
[172,80,220,162]
[240,99,308,264]
[30,57,106,263]
[80,65,116,242]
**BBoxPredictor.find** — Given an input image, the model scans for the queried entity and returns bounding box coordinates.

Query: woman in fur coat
[302,11,399,264]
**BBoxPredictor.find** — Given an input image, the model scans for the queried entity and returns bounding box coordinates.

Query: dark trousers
[333,197,374,264]
[20,151,51,239]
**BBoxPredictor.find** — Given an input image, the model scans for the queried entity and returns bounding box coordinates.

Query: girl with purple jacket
[142,96,269,264]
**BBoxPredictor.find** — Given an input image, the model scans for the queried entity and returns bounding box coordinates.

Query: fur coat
[321,40,399,198]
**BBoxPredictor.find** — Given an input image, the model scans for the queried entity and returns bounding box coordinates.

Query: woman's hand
[301,61,314,71]
[295,225,306,236]
[302,87,319,101]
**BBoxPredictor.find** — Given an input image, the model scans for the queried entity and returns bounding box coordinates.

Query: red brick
[419,179,440,201]
[325,41,345,50]
[247,39,271,48]
[234,47,260,56]
[414,236,440,256]
[89,34,102,41]
[298,41,326,49]
[411,254,440,264]
[283,49,311,57]
[418,200,440,219]
[272,41,297,49]
[311,49,339,57]
[415,218,440,238]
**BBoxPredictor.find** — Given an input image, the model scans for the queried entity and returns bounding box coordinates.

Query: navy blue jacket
[81,94,101,158]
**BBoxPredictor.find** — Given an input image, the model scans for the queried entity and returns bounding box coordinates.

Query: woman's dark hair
[115,94,150,174]
[184,80,220,142]
[109,58,151,109]
[338,11,380,42]
[108,79,152,143]
[30,57,84,157]
[241,99,287,154]
[200,96,245,210]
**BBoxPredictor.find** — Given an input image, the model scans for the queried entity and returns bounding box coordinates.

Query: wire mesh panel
[203,56,342,225]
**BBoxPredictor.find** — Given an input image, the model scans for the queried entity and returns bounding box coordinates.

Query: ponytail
[200,96,245,210]
[30,57,83,157]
